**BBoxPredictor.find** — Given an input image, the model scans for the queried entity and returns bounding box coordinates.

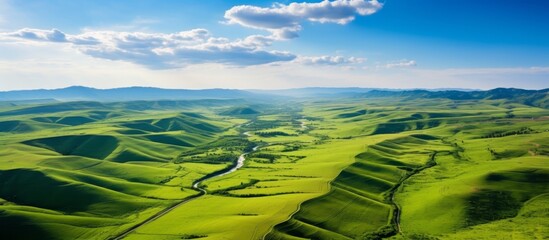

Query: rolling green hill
[0,90,547,240]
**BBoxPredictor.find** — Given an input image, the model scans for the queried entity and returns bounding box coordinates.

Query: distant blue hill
[353,88,549,108]
[0,86,546,108]
[0,86,260,101]
[1,86,476,101]
[249,87,478,97]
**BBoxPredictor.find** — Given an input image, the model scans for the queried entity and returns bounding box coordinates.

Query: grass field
[0,95,547,239]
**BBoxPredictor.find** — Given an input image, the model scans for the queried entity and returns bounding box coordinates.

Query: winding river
[112,143,257,240]
[192,144,258,190]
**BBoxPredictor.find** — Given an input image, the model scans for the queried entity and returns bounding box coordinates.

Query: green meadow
[0,95,548,239]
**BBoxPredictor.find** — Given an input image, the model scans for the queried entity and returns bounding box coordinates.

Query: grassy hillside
[0,100,240,239]
[0,94,547,239]
[268,97,549,240]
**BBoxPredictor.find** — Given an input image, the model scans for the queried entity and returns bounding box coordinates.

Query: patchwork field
[0,93,548,239]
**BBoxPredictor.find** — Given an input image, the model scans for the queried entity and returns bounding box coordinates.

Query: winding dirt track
[110,190,205,240]
[110,147,256,240]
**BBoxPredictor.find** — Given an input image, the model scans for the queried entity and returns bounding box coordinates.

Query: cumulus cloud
[384,59,417,68]
[0,28,296,68]
[225,0,383,39]
[5,28,68,42]
[295,55,365,65]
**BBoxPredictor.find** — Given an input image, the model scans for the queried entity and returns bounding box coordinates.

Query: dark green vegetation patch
[23,135,119,160]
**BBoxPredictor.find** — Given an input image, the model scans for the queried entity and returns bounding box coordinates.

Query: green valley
[0,89,548,240]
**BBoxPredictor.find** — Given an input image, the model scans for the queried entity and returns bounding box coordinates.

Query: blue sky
[0,0,547,90]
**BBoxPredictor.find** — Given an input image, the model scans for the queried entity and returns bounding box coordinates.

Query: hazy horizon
[3,85,548,92]
[0,84,486,92]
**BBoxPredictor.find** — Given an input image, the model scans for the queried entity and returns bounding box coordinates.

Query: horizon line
[3,85,548,92]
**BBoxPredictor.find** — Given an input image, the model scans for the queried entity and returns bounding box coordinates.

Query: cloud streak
[384,59,417,68]
[5,28,68,42]
[0,28,296,68]
[0,28,367,69]
[295,55,365,65]
[224,0,383,39]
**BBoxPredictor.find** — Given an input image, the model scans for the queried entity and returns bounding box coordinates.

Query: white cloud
[0,1,377,70]
[4,28,68,42]
[224,0,383,39]
[0,28,368,69]
[0,28,296,68]
[0,43,547,91]
[384,59,417,68]
[295,55,365,65]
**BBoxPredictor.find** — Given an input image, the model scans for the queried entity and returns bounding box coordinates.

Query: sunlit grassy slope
[0,100,243,239]
[1,95,548,240]
[268,98,549,240]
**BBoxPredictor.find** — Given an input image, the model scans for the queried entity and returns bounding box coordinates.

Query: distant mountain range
[0,86,547,108]
[0,86,258,101]
[354,88,549,108]
[251,87,478,97]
